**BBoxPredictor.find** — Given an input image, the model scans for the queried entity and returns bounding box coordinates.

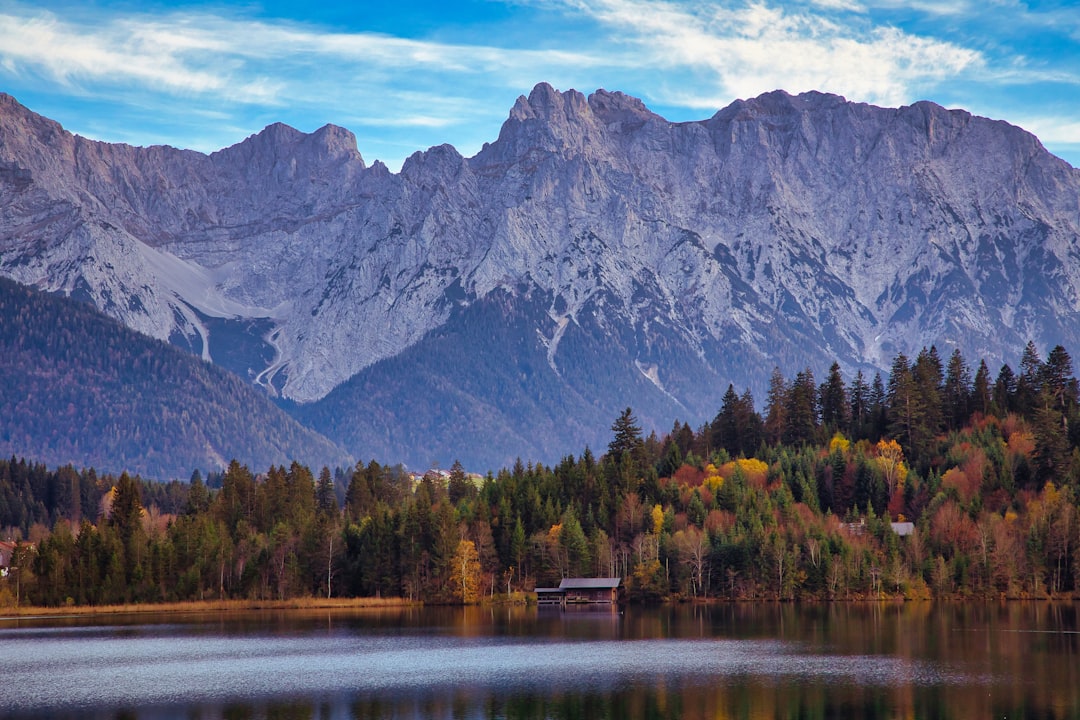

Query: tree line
[3,342,1080,606]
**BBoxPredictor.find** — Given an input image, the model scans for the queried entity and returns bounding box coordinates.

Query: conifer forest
[4,343,1080,607]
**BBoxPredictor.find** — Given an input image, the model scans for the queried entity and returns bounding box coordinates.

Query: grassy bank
[0,596,419,619]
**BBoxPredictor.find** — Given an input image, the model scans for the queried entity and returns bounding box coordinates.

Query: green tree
[784,369,818,446]
[819,362,848,432]
[943,348,972,430]
[559,507,591,577]
[316,466,337,517]
[186,469,210,516]
[1017,340,1043,414]
[448,459,475,505]
[972,360,992,416]
[608,408,644,464]
[994,363,1018,414]
[764,367,788,444]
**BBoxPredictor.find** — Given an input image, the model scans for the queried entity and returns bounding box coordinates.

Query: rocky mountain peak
[212,120,362,166]
[507,82,589,123]
[401,143,466,180]
[710,90,857,126]
[587,88,658,131]
[485,83,631,166]
[3,86,1080,469]
[307,123,364,166]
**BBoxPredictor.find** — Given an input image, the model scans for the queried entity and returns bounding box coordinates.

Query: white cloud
[859,0,974,16]
[0,5,601,106]
[555,0,982,107]
[1012,116,1080,146]
[806,0,866,11]
[0,0,1065,170]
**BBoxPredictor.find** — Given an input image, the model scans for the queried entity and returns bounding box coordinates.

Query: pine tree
[608,408,644,460]
[913,347,944,443]
[994,364,1017,414]
[784,369,818,446]
[869,372,888,439]
[316,466,337,517]
[1017,340,1043,414]
[737,389,764,457]
[448,459,474,505]
[943,348,972,430]
[972,360,992,416]
[607,408,645,491]
[712,384,742,457]
[1042,345,1078,416]
[711,386,761,458]
[1033,345,1078,483]
[109,472,144,548]
[186,469,210,516]
[559,507,591,577]
[849,369,869,439]
[819,362,848,432]
[109,471,146,594]
[764,367,788,444]
[887,353,919,453]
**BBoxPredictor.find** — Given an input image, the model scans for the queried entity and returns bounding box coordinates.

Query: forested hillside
[4,342,1080,607]
[0,277,351,479]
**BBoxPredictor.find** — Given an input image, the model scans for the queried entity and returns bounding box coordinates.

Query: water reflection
[1,603,1077,720]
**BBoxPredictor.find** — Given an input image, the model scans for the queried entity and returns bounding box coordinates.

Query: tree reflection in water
[2,603,1077,719]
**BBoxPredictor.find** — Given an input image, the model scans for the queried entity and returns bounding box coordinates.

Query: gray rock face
[2,85,1079,466]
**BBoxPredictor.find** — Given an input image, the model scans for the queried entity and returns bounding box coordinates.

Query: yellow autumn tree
[876,439,908,495]
[718,458,770,488]
[829,432,850,455]
[452,539,481,604]
[703,463,724,493]
[651,504,665,536]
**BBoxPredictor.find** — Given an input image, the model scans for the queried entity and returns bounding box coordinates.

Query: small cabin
[535,586,564,605]
[535,577,621,605]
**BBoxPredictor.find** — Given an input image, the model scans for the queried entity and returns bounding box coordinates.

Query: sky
[1,0,1078,170]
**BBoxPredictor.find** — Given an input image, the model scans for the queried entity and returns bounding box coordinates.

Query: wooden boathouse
[535,577,621,605]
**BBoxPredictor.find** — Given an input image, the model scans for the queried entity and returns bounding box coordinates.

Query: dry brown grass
[0,596,419,619]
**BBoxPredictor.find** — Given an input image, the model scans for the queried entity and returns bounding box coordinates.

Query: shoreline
[0,596,420,620]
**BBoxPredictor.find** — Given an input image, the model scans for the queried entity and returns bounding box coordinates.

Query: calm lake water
[1,603,1078,719]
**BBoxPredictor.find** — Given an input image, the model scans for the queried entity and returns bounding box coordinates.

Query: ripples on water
[0,604,1073,719]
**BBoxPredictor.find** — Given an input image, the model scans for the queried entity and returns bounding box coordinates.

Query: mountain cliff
[2,85,1079,469]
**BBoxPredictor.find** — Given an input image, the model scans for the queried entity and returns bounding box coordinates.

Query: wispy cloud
[553,0,982,107]
[806,0,866,11]
[0,5,601,107]
[0,11,253,96]
[1013,116,1080,146]
[0,0,1075,168]
[0,2,616,164]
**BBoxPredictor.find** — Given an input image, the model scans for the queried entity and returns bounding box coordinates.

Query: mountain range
[1,84,1079,472]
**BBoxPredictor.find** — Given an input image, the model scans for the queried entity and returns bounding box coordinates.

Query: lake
[1,602,1077,719]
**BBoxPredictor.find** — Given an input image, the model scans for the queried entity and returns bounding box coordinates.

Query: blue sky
[1,0,1078,170]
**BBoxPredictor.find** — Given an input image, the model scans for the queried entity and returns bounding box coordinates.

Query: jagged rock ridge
[1,85,1079,469]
